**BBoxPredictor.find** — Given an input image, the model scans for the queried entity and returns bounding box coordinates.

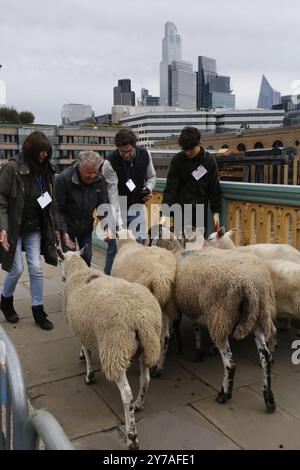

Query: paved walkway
[1,247,300,450]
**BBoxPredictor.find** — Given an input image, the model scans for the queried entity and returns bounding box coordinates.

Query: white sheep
[62,250,162,450]
[208,226,300,263]
[173,247,277,412]
[208,227,300,330]
[111,229,178,377]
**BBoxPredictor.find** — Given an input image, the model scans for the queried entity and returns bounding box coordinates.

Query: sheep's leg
[79,346,85,361]
[82,346,95,385]
[267,322,277,363]
[134,353,150,412]
[193,320,204,361]
[151,314,170,378]
[173,315,184,355]
[254,328,276,413]
[116,371,139,450]
[216,339,236,404]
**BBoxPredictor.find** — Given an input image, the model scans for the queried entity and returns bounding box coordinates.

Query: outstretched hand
[0,229,9,252]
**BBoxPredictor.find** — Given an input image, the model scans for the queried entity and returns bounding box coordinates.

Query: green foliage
[0,106,20,124]
[19,111,35,124]
[0,106,35,124]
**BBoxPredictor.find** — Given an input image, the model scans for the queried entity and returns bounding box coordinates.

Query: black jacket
[106,147,149,207]
[55,163,108,238]
[162,148,221,214]
[0,154,59,271]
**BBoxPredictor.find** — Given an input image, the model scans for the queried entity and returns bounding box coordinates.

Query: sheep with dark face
[62,250,162,450]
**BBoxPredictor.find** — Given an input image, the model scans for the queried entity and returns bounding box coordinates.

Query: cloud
[0,0,299,123]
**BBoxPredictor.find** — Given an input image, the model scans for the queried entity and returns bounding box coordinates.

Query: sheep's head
[207,226,237,249]
[58,246,88,281]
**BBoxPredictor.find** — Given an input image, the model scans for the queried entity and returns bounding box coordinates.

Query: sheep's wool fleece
[174,248,276,348]
[112,241,177,312]
[64,255,162,382]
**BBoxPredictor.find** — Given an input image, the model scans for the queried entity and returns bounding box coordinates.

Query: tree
[0,106,20,124]
[19,111,35,124]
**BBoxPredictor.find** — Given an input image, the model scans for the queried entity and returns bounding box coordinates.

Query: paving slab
[73,430,127,450]
[193,387,300,450]
[121,406,240,450]
[91,357,216,423]
[2,312,72,346]
[16,336,87,387]
[29,376,120,440]
[249,371,300,421]
[233,330,300,376]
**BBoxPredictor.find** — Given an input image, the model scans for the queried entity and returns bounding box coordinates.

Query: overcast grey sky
[0,0,299,124]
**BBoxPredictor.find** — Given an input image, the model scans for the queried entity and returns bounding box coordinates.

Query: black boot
[0,295,19,323]
[32,305,53,331]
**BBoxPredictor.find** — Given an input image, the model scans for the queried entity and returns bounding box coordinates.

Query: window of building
[237,143,246,151]
[272,140,284,148]
[254,142,264,149]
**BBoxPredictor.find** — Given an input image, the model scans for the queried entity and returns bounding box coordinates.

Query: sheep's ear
[217,226,226,238]
[227,226,238,238]
[78,244,88,257]
[56,248,65,263]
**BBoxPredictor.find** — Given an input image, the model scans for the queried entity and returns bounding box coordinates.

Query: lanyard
[121,159,133,181]
[36,176,44,195]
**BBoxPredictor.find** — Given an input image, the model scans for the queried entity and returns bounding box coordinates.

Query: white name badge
[37,191,52,209]
[192,165,208,181]
[126,179,136,192]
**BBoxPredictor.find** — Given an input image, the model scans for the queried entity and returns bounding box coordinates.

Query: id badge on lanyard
[36,176,52,209]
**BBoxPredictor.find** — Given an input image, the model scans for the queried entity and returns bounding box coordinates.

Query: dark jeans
[104,213,145,275]
[61,232,93,267]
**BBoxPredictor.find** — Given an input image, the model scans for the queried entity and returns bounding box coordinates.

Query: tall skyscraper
[159,22,182,106]
[170,60,196,110]
[113,79,135,106]
[257,75,281,109]
[197,56,235,109]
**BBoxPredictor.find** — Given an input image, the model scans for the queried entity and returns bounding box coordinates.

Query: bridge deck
[1,247,300,450]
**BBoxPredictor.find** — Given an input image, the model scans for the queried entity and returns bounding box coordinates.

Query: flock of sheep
[59,226,300,450]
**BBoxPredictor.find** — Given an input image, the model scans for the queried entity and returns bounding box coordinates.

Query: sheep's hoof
[193,349,204,362]
[150,366,163,378]
[85,372,95,385]
[128,435,139,450]
[216,388,232,404]
[264,390,276,413]
[133,402,143,412]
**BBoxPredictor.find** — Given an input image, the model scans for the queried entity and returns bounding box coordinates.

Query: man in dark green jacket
[162,127,221,238]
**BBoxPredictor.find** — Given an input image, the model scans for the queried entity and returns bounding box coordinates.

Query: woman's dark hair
[22,131,52,174]
[115,129,137,147]
[178,127,201,150]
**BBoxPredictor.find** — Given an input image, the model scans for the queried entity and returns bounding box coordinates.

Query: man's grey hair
[77,151,104,170]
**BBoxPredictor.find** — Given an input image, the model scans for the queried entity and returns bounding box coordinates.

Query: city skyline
[1,0,299,124]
